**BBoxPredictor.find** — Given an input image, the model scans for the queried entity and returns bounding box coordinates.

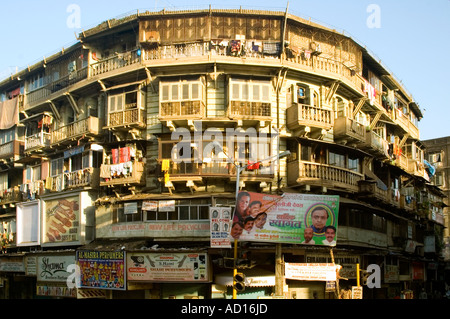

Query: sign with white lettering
[127,252,209,282]
[285,263,337,281]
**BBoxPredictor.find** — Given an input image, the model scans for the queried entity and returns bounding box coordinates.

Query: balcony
[106,107,146,130]
[358,180,389,203]
[334,117,366,145]
[160,160,274,183]
[362,130,390,160]
[0,187,23,205]
[393,108,419,140]
[25,68,88,108]
[0,140,24,161]
[47,167,99,192]
[100,161,145,186]
[25,132,51,153]
[286,103,333,135]
[228,101,271,121]
[52,116,100,145]
[287,160,364,193]
[90,49,141,77]
[160,101,204,121]
[407,159,430,182]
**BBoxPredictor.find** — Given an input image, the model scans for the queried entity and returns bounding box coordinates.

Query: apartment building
[423,137,450,275]
[0,8,445,299]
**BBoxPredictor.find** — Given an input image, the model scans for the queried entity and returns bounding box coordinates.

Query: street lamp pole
[230,150,291,299]
[209,140,290,298]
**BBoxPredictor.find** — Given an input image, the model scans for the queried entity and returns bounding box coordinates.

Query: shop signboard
[127,252,209,282]
[77,250,126,290]
[285,263,337,281]
[37,255,75,282]
[232,191,339,245]
[305,253,360,279]
[16,200,40,246]
[284,263,336,281]
[42,196,80,244]
[210,206,232,248]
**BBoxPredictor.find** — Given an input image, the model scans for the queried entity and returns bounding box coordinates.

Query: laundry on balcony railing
[100,161,134,180]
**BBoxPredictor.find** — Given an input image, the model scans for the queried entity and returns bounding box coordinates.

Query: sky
[0,0,448,141]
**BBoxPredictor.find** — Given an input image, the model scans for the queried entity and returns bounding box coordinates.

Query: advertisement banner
[232,192,339,245]
[285,263,337,281]
[37,255,75,282]
[43,196,80,244]
[127,252,208,282]
[77,250,126,290]
[210,207,232,248]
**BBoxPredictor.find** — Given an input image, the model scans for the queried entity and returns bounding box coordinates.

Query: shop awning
[215,268,275,287]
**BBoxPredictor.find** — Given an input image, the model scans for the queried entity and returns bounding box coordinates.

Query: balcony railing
[286,103,333,132]
[0,187,23,205]
[0,140,23,160]
[107,107,146,129]
[363,130,390,159]
[160,101,204,119]
[100,161,145,186]
[393,108,419,140]
[25,132,51,151]
[358,180,389,203]
[52,116,99,145]
[25,68,88,106]
[407,159,429,181]
[334,117,366,144]
[228,101,271,119]
[90,49,141,77]
[287,160,364,192]
[47,167,98,192]
[160,160,273,178]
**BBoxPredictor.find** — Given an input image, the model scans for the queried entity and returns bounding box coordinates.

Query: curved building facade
[0,8,445,299]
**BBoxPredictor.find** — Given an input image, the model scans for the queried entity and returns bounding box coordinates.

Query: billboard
[127,252,209,282]
[77,250,126,290]
[210,206,232,248]
[231,192,339,246]
[43,196,80,244]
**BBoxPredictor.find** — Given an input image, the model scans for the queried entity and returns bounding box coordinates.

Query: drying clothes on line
[119,147,131,163]
[100,165,111,179]
[107,161,134,178]
[111,149,119,164]
[364,80,376,105]
[161,159,170,172]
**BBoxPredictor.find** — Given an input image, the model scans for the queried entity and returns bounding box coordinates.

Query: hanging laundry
[111,149,119,164]
[161,159,170,172]
[119,147,131,163]
[247,161,260,170]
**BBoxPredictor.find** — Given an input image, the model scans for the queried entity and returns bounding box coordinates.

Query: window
[145,199,210,221]
[329,151,346,168]
[51,158,64,176]
[434,172,444,186]
[113,202,143,223]
[0,128,14,144]
[160,79,203,102]
[348,157,360,172]
[108,94,124,112]
[428,152,442,163]
[26,165,41,182]
[27,72,45,92]
[230,79,271,103]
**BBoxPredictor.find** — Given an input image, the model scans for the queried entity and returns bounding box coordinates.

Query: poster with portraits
[231,191,339,246]
[210,206,232,248]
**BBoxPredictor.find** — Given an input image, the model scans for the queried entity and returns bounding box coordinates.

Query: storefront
[126,250,211,299]
[34,252,77,298]
[0,253,34,299]
[214,268,275,299]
